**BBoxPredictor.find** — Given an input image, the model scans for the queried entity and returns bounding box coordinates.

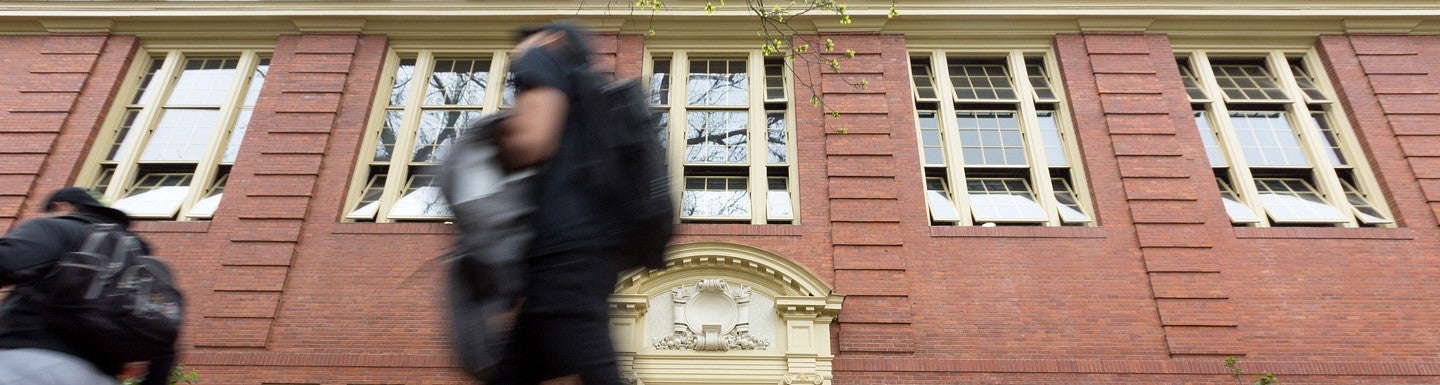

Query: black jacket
[0,209,175,385]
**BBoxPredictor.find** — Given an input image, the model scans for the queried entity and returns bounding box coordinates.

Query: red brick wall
[2,30,1440,384]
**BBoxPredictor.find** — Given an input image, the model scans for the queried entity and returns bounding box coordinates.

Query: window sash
[1252,178,1348,224]
[966,178,1048,223]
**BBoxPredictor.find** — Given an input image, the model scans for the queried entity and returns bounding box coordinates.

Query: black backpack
[40,217,183,364]
[574,72,675,271]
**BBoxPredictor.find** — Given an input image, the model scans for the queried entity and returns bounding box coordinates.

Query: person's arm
[0,219,68,287]
[498,87,567,169]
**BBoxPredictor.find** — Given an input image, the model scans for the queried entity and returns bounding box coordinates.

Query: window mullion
[1193,52,1269,227]
[483,52,507,114]
[377,51,436,223]
[180,51,259,221]
[1270,52,1356,227]
[931,51,974,226]
[1010,50,1059,226]
[747,51,767,225]
[106,51,185,205]
[667,52,688,220]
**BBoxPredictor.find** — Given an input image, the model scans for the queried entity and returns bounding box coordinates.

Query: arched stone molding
[609,242,842,385]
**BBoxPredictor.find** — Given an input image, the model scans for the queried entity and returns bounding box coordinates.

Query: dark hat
[42,187,131,224]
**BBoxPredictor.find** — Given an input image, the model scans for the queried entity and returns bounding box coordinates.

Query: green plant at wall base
[1224,356,1280,385]
[120,365,199,385]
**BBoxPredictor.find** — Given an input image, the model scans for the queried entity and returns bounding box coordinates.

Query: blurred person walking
[0,187,179,385]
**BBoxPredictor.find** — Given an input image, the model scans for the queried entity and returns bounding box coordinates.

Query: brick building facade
[2,2,1440,384]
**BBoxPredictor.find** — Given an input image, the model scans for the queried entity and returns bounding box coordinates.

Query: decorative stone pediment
[610,242,842,385]
[651,278,771,351]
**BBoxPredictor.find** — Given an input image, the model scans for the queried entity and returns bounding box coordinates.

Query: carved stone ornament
[651,278,771,351]
[620,371,642,385]
[782,372,825,385]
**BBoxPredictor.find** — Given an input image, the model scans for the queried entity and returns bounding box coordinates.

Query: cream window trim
[916,49,1092,227]
[84,49,269,221]
[648,48,797,225]
[346,48,512,223]
[1184,49,1391,228]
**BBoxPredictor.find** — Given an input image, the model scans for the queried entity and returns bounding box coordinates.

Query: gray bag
[438,112,536,379]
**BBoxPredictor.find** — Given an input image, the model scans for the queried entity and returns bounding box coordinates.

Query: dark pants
[487,251,621,385]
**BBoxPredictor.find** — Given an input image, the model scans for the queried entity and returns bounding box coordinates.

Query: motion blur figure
[487,22,625,385]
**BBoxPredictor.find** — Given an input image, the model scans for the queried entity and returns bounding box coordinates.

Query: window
[1180,51,1392,227]
[83,50,270,220]
[910,51,1093,226]
[649,51,797,224]
[346,50,517,222]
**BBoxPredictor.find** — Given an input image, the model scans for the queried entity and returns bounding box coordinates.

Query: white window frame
[346,48,515,223]
[646,49,798,225]
[1181,49,1394,228]
[80,48,270,221]
[910,49,1094,227]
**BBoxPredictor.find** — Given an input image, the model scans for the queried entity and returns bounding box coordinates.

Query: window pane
[767,178,792,221]
[1228,111,1309,167]
[389,58,417,106]
[687,59,748,106]
[412,110,483,163]
[765,60,786,100]
[140,109,220,162]
[1178,63,1209,101]
[1253,178,1347,223]
[112,173,193,218]
[1194,111,1227,167]
[222,108,252,164]
[90,167,116,196]
[501,72,518,107]
[1340,179,1391,224]
[916,111,945,167]
[388,175,451,219]
[108,109,142,161]
[911,59,938,100]
[766,112,787,164]
[132,58,166,105]
[185,174,227,219]
[966,178,1047,223]
[370,110,403,162]
[925,177,961,222]
[948,61,1016,101]
[347,175,388,220]
[1290,63,1330,102]
[656,110,670,151]
[1310,112,1347,166]
[955,111,1026,166]
[1216,178,1261,223]
[681,177,750,219]
[1051,178,1090,224]
[242,59,270,107]
[1211,63,1289,102]
[1036,111,1067,166]
[685,111,748,164]
[1026,59,1057,101]
[425,59,490,106]
[166,58,240,106]
[651,59,672,105]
